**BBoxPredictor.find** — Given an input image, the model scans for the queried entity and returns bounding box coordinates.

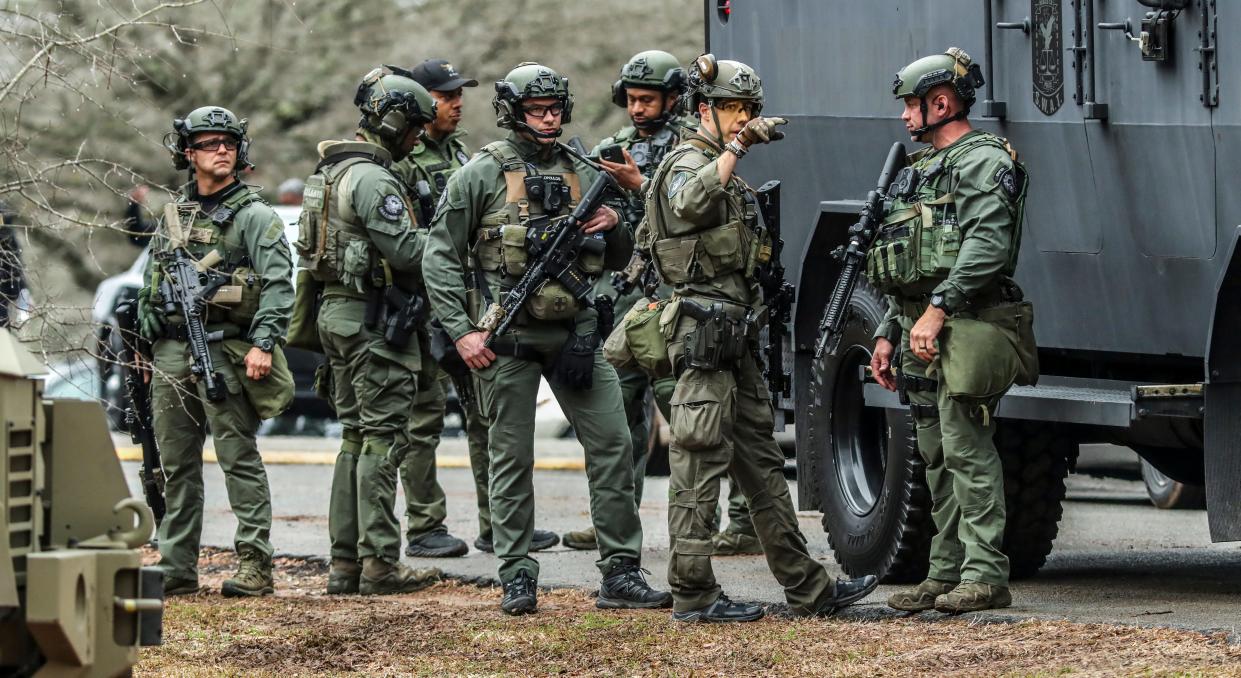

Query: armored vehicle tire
[1141,459,1207,510]
[806,281,933,584]
[996,421,1076,579]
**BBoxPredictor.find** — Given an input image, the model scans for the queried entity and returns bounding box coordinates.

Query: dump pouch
[936,300,1038,402]
[220,339,295,420]
[287,270,325,352]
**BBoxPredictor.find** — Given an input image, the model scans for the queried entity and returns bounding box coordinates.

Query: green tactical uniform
[146,179,293,586]
[308,138,430,566]
[871,130,1030,588]
[390,131,488,546]
[589,117,756,545]
[424,131,646,583]
[645,132,834,614]
[877,49,1035,613]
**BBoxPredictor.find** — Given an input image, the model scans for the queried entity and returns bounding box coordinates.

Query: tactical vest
[643,143,769,286]
[412,136,471,198]
[153,183,267,328]
[616,125,680,177]
[296,142,411,294]
[865,132,1028,296]
[471,140,605,321]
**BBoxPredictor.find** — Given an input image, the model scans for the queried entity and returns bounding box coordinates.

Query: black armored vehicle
[707,0,1240,581]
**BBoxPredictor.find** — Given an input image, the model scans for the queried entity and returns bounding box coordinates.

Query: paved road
[123,448,1241,635]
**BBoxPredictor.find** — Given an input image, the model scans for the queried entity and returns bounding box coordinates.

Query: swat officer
[424,62,670,615]
[391,59,558,557]
[297,67,443,595]
[137,107,294,597]
[564,49,759,556]
[643,55,878,622]
[873,48,1034,614]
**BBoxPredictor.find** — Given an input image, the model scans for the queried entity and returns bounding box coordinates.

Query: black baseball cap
[409,59,479,91]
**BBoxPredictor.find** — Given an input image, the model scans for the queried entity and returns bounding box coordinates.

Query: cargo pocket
[669,370,735,452]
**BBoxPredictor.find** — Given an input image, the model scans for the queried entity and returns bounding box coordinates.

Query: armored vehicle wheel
[805,281,933,584]
[996,421,1076,579]
[1141,459,1207,510]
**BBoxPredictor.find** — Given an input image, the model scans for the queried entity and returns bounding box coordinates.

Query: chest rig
[865,133,1026,296]
[471,140,606,321]
[626,126,679,176]
[414,137,470,198]
[643,143,769,287]
[153,185,265,326]
[297,143,412,295]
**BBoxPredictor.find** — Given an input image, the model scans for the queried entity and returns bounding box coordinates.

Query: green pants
[665,316,830,613]
[319,295,420,563]
[462,377,494,539]
[476,321,642,583]
[899,318,1009,586]
[399,370,448,541]
[151,338,271,580]
[618,366,654,506]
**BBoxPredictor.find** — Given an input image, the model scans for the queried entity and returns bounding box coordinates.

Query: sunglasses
[522,102,565,118]
[189,138,239,152]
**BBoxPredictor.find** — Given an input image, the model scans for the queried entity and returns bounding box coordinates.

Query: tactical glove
[735,116,788,147]
[136,286,165,341]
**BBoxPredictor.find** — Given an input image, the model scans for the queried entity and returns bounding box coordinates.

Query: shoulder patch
[379,194,405,221]
[456,150,470,166]
[994,165,1024,201]
[667,171,692,198]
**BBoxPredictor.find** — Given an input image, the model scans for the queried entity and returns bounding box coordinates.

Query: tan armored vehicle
[0,328,163,676]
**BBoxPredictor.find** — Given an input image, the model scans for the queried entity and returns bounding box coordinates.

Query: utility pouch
[287,270,325,352]
[340,240,373,294]
[546,332,598,390]
[526,279,579,320]
[223,266,261,326]
[608,296,672,379]
[220,339,294,420]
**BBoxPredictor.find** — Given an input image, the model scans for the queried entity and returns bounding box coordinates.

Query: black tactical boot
[405,528,468,558]
[596,559,672,609]
[163,575,200,597]
[500,571,538,616]
[671,594,764,623]
[474,529,560,554]
[805,575,880,616]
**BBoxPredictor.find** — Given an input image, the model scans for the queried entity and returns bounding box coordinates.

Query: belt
[898,287,1009,320]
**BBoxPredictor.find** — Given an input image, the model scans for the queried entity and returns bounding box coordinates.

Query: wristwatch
[724,139,748,158]
[253,337,275,353]
[929,293,950,314]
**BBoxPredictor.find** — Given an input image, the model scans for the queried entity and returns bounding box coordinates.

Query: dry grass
[136,549,1241,677]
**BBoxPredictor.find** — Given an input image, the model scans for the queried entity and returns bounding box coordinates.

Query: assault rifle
[815,142,906,358]
[114,291,165,526]
[480,169,621,346]
[157,246,229,402]
[754,180,794,401]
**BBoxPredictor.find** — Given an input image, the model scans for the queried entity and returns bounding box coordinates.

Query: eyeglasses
[189,138,239,152]
[522,102,565,119]
[716,100,758,116]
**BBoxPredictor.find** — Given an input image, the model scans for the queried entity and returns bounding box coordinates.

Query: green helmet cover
[892,47,983,106]
[612,50,685,107]
[685,55,763,116]
[165,105,252,172]
[493,62,575,133]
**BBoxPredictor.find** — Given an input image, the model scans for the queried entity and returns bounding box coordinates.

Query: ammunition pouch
[680,300,752,372]
[546,331,599,391]
[221,266,261,327]
[287,270,325,352]
[866,193,961,295]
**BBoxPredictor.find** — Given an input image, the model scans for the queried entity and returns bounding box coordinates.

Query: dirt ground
[135,549,1241,677]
